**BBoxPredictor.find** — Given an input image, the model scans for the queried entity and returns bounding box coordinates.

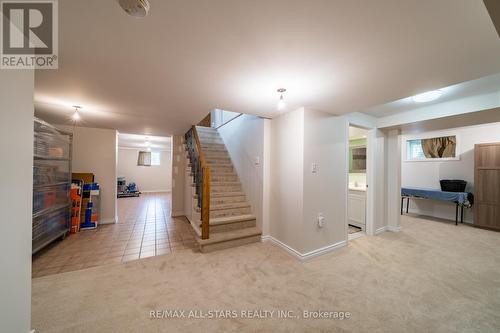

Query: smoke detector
[118,0,150,18]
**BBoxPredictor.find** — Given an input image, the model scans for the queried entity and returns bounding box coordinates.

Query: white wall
[171,135,186,216]
[386,129,402,230]
[267,108,351,256]
[0,69,34,332]
[118,148,172,192]
[218,114,265,230]
[211,109,241,128]
[372,129,388,232]
[59,125,118,224]
[401,122,500,223]
[302,109,348,253]
[270,108,305,252]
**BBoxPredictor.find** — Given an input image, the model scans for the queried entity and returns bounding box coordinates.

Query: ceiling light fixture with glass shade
[412,90,443,103]
[118,0,150,18]
[72,105,82,121]
[277,88,286,110]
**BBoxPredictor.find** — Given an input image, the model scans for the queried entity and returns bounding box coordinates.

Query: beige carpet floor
[32,215,500,332]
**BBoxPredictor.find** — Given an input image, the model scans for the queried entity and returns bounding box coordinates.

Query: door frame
[345,122,376,239]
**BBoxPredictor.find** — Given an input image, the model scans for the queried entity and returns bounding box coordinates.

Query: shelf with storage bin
[32,118,72,254]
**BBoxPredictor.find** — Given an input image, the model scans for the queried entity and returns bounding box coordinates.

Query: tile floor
[32,192,198,278]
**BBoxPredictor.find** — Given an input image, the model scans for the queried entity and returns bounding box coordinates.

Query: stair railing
[185,126,210,239]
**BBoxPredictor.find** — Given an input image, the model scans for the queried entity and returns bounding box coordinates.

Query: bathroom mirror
[350,146,367,172]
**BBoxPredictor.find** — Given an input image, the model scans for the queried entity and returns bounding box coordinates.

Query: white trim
[348,231,366,241]
[374,225,402,234]
[140,190,172,193]
[171,210,184,217]
[403,157,460,162]
[100,217,116,225]
[261,235,347,261]
[187,217,201,237]
[387,225,402,232]
[346,122,375,239]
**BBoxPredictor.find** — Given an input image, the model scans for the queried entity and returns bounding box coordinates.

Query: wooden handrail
[191,126,210,239]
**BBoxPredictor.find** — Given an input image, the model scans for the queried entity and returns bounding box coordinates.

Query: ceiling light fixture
[72,106,82,121]
[277,88,286,110]
[412,90,443,103]
[118,0,150,18]
[145,137,150,147]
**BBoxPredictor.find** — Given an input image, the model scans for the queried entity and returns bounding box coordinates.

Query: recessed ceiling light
[412,90,443,103]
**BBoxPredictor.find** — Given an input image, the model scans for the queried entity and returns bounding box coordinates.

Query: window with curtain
[137,151,151,166]
[406,135,457,161]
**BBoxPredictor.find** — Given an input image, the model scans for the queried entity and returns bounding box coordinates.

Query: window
[137,151,151,166]
[406,139,426,160]
[406,135,457,161]
[151,152,161,166]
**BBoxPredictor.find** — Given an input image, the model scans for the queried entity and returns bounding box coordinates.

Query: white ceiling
[349,126,368,140]
[363,72,500,118]
[118,133,171,150]
[34,0,500,136]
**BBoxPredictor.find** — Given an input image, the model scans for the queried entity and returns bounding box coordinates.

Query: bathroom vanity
[348,186,366,229]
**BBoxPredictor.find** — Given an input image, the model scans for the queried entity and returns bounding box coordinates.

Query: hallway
[32,193,197,278]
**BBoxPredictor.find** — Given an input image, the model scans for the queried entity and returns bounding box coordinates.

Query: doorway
[347,125,369,240]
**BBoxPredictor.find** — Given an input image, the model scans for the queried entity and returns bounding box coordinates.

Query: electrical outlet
[318,213,325,228]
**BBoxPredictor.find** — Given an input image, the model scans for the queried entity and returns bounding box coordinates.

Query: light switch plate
[311,163,318,174]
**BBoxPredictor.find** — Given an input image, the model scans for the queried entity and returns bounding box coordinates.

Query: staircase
[188,126,261,252]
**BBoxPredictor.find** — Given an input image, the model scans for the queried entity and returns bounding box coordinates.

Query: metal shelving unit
[33,118,73,254]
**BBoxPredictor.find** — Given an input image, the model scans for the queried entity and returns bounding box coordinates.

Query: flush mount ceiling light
[118,0,150,18]
[412,90,443,103]
[72,105,82,121]
[277,88,286,110]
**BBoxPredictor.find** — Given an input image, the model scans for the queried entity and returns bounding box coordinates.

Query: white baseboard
[387,225,401,232]
[375,225,401,234]
[100,217,116,225]
[171,210,184,217]
[261,235,347,261]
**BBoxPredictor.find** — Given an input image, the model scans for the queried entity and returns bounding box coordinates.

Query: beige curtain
[422,136,456,158]
[137,151,151,166]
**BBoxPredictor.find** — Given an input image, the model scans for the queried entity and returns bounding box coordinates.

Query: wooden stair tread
[197,227,261,245]
[209,214,256,225]
[210,202,251,210]
[211,181,241,185]
[210,191,245,198]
